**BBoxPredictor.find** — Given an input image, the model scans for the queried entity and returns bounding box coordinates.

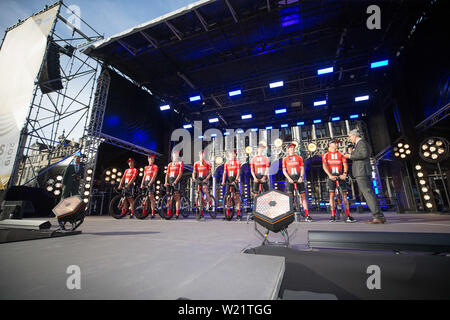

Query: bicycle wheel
[160,195,174,220]
[206,195,217,219]
[180,195,191,218]
[134,194,149,220]
[109,194,128,219]
[225,195,235,221]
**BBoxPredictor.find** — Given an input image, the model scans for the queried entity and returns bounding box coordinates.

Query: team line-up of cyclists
[114,139,356,223]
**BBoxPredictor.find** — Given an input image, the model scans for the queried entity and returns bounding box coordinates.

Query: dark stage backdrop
[102,69,171,154]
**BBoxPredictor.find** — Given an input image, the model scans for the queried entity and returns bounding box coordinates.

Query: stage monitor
[101,69,171,154]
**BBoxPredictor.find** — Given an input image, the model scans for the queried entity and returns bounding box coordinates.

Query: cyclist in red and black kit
[164,151,184,219]
[250,142,270,196]
[140,154,159,219]
[322,140,356,223]
[192,150,212,220]
[282,143,313,222]
[222,150,242,221]
[118,158,138,219]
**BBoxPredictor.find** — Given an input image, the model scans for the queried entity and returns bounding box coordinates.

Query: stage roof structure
[84,0,430,129]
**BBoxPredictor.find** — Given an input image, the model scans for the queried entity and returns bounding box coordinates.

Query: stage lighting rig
[419,137,449,163]
[393,141,412,159]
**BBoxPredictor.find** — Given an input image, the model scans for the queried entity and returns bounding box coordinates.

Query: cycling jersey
[167,161,183,179]
[143,164,158,184]
[224,160,241,179]
[322,151,347,175]
[250,155,270,177]
[193,160,211,180]
[282,155,304,177]
[124,168,138,184]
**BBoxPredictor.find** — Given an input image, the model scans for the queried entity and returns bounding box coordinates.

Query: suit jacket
[349,139,372,177]
[62,163,85,190]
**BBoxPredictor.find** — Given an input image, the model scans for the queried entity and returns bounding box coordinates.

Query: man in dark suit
[344,130,386,224]
[61,154,84,200]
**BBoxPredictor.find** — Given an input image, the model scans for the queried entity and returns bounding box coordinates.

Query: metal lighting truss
[9,2,104,190]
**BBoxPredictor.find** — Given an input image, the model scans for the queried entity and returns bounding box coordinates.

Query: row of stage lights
[414,164,434,210]
[185,113,361,130]
[161,59,388,112]
[46,169,93,205]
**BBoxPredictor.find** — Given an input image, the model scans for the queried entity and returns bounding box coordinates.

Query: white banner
[0,5,60,189]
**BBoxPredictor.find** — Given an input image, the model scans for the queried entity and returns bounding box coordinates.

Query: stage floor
[0,212,449,299]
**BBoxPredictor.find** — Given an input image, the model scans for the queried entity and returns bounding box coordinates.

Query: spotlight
[86,176,92,181]
[87,169,93,174]
[55,183,62,189]
[424,195,431,201]
[139,168,144,172]
[106,170,111,176]
[54,190,61,196]
[313,100,326,107]
[275,108,287,114]
[112,168,117,173]
[215,156,223,165]
[313,119,321,124]
[274,138,283,147]
[307,143,317,152]
[317,67,333,75]
[229,89,242,97]
[370,59,389,68]
[84,191,90,196]
[183,124,193,129]
[420,137,449,163]
[242,114,252,120]
[415,165,422,170]
[56,175,63,181]
[398,143,403,148]
[46,186,53,192]
[417,172,424,178]
[160,105,170,111]
[269,81,284,88]
[157,180,160,184]
[245,146,253,154]
[83,198,89,203]
[117,172,122,176]
[105,177,110,182]
[209,117,219,123]
[355,95,370,102]
[426,203,433,209]
[111,174,116,179]
[85,184,91,189]
[422,187,428,193]
[419,179,426,185]
[189,95,201,102]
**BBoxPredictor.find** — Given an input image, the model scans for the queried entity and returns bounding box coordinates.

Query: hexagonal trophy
[253,190,295,246]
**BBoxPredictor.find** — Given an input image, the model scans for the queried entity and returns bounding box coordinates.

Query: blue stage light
[350,114,359,119]
[313,100,327,107]
[229,89,242,97]
[236,129,244,134]
[224,132,230,136]
[209,117,219,123]
[297,121,305,126]
[281,124,288,128]
[241,114,252,120]
[370,60,389,68]
[160,105,170,111]
[313,119,321,124]
[211,133,217,137]
[355,95,369,102]
[183,124,192,129]
[198,135,204,139]
[251,128,258,132]
[275,108,287,114]
[317,67,333,75]
[266,126,273,130]
[189,95,201,102]
[331,116,340,122]
[269,81,284,88]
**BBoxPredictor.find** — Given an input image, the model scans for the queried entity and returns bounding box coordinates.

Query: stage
[1,212,450,300]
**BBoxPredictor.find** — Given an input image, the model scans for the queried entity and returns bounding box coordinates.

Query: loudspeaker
[253,190,294,233]
[38,39,63,94]
[0,201,35,220]
[53,195,85,230]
